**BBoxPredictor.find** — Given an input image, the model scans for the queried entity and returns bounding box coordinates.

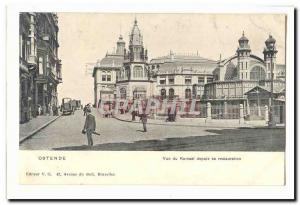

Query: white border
[6,1,295,199]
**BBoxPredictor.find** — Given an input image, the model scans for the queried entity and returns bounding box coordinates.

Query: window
[161,89,166,99]
[185,78,192,85]
[160,79,166,85]
[19,35,22,58]
[250,66,266,80]
[169,88,175,99]
[22,34,26,60]
[133,66,143,78]
[185,88,192,99]
[198,76,205,84]
[102,75,106,81]
[120,88,126,99]
[168,78,174,84]
[207,77,213,83]
[38,57,44,75]
[107,75,111,81]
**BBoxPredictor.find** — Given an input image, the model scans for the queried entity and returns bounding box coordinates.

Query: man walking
[82,108,96,146]
[83,104,87,116]
[140,109,148,132]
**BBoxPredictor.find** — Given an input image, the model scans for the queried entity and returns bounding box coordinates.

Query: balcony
[27,55,37,67]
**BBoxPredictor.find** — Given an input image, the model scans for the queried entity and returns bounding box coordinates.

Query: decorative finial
[242,30,245,36]
[134,15,137,25]
[219,53,222,61]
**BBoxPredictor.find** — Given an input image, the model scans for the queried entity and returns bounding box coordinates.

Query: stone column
[246,98,250,115]
[206,102,211,121]
[239,104,244,124]
[264,105,269,124]
[224,101,228,119]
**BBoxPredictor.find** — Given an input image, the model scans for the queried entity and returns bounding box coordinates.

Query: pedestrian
[82,107,96,146]
[83,105,87,116]
[48,103,53,116]
[140,109,148,132]
[37,105,42,116]
[132,110,136,121]
[52,104,58,116]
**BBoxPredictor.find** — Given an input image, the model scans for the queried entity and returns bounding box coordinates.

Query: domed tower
[116,18,151,100]
[116,35,125,56]
[236,31,251,80]
[263,34,278,80]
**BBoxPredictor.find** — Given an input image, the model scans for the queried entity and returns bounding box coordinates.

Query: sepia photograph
[19,13,286,151]
[5,1,295,199]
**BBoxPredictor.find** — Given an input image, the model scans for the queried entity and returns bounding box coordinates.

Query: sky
[57,13,286,105]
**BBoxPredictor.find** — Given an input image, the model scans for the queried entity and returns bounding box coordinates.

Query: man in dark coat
[83,104,88,116]
[140,109,148,132]
[82,108,96,146]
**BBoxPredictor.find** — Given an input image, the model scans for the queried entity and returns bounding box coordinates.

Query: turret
[236,31,251,80]
[263,34,278,79]
[116,35,125,56]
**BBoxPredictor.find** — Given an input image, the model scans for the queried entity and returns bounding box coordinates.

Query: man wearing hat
[82,107,96,146]
[140,108,148,132]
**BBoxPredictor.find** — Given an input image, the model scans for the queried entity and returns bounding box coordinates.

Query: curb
[19,115,62,144]
[112,115,256,129]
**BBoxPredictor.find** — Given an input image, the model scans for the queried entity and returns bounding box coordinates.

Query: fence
[211,103,240,119]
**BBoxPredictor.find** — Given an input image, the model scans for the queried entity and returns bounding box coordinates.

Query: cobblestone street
[19,109,285,151]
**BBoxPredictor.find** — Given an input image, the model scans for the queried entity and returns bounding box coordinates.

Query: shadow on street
[52,127,285,151]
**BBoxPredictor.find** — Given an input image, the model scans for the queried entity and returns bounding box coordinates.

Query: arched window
[169,88,174,99]
[224,61,238,80]
[133,66,143,78]
[250,66,266,80]
[126,68,130,79]
[161,89,166,99]
[185,88,191,99]
[120,87,126,99]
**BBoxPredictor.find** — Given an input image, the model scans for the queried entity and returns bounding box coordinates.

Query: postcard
[6,3,295,199]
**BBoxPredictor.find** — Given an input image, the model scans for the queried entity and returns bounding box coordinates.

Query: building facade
[199,33,285,121]
[92,20,285,123]
[92,35,125,107]
[19,12,62,123]
[150,51,218,100]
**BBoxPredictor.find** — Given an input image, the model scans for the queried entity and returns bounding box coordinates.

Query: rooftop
[151,52,218,75]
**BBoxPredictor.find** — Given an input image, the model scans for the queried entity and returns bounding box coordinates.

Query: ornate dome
[265,34,276,44]
[238,31,249,42]
[117,34,125,44]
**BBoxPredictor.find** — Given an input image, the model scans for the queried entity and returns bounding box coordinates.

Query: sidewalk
[19,115,61,143]
[113,113,267,128]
